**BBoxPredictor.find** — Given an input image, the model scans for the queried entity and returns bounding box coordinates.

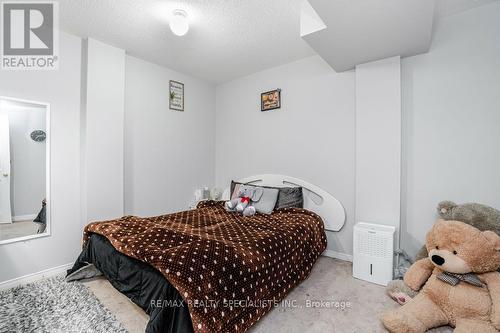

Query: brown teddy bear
[382,219,500,333]
[387,201,500,305]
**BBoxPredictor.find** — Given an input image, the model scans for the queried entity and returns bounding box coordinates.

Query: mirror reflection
[0,97,49,243]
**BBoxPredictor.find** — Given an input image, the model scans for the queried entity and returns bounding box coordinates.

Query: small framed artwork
[169,80,184,111]
[261,89,281,111]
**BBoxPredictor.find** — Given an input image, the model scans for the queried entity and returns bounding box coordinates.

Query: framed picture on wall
[169,80,184,111]
[261,89,281,111]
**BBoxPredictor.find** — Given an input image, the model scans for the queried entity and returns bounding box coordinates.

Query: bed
[68,175,346,333]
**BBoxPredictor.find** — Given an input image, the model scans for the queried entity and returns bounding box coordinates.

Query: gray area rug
[0,275,127,333]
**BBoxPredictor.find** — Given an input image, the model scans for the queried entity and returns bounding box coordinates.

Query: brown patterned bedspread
[83,201,327,333]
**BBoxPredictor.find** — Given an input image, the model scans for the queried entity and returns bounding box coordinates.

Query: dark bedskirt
[67,234,194,333]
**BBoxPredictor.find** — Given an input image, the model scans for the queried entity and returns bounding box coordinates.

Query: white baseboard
[0,252,351,291]
[0,263,73,291]
[12,214,37,222]
[322,250,353,262]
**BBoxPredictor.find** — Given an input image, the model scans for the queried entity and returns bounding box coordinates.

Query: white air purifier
[353,222,396,286]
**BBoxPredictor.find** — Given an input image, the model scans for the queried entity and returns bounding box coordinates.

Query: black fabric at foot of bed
[67,234,194,333]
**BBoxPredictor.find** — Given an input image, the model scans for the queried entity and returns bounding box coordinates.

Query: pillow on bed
[231,182,278,214]
[252,186,279,214]
[230,181,304,210]
[275,186,304,209]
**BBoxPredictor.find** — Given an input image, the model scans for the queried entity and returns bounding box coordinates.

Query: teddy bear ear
[482,231,500,251]
[437,201,456,214]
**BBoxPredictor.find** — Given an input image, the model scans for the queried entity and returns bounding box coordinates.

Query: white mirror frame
[0,96,51,245]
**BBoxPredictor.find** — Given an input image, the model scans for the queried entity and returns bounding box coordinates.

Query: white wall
[0,35,216,283]
[355,57,401,232]
[0,32,82,282]
[215,56,356,256]
[7,105,46,218]
[124,56,216,216]
[401,3,500,256]
[81,38,125,224]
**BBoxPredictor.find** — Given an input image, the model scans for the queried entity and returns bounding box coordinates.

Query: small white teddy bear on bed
[225,185,263,216]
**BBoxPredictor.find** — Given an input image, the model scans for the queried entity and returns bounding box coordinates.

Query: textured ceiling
[58,0,314,84]
[58,0,499,83]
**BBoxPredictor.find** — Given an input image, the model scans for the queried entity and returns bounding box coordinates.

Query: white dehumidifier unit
[353,222,396,286]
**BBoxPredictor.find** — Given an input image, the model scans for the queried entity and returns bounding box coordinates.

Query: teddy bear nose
[432,255,445,266]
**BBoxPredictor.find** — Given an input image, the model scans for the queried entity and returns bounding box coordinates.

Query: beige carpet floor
[0,220,39,241]
[84,257,453,333]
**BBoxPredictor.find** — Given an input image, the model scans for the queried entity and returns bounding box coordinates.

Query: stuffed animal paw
[386,280,417,305]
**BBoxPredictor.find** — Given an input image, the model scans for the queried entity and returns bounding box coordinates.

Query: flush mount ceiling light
[169,9,189,36]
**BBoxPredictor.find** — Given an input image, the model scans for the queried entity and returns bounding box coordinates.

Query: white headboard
[222,174,346,232]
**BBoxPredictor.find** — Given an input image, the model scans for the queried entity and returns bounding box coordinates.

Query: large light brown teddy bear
[387,201,500,305]
[382,219,500,333]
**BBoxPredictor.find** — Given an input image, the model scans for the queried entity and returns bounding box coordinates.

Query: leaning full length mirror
[0,97,50,244]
